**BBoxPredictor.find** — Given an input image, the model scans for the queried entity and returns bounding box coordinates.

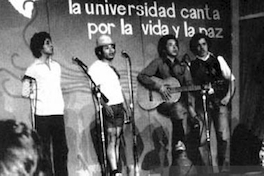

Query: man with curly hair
[22,32,68,176]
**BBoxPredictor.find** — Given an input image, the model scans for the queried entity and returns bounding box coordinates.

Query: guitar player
[137,34,199,173]
[189,33,236,173]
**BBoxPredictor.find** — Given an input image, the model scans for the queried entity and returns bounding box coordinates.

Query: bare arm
[217,56,236,105]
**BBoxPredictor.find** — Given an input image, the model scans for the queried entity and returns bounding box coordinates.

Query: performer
[137,34,198,168]
[88,34,130,176]
[189,33,235,172]
[22,32,68,176]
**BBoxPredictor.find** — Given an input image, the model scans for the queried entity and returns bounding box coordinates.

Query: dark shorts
[102,103,124,127]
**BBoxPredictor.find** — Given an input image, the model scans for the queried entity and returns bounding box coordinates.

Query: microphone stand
[22,75,37,130]
[123,53,139,176]
[201,88,213,172]
[29,79,36,129]
[76,63,108,176]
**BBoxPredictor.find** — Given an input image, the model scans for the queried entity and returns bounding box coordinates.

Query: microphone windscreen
[22,75,35,81]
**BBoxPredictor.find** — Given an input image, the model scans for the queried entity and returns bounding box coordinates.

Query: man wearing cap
[88,35,130,176]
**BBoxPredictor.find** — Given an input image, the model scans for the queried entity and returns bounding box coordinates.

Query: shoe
[172,143,198,175]
[111,170,122,176]
[221,160,230,172]
[175,141,186,151]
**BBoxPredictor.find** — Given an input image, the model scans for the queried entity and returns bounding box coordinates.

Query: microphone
[182,54,191,67]
[121,50,130,59]
[72,57,88,70]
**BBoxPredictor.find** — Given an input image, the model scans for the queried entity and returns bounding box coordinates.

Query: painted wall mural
[0,0,231,175]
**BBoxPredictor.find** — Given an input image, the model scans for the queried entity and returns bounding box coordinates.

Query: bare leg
[107,126,122,174]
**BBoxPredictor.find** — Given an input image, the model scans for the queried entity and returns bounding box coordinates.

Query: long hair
[30,32,51,58]
[157,34,179,58]
[189,33,211,56]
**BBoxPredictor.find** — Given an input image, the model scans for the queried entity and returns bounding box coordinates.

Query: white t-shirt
[88,60,124,106]
[22,59,64,115]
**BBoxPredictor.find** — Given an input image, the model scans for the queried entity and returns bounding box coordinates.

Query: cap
[96,35,114,47]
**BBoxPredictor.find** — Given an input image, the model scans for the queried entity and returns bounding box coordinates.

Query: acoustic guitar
[137,76,207,110]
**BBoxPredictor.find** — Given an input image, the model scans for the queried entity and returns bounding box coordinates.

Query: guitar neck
[170,85,202,93]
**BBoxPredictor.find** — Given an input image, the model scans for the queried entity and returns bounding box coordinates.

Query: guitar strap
[110,65,121,79]
[91,64,120,103]
[165,59,179,79]
[165,58,186,83]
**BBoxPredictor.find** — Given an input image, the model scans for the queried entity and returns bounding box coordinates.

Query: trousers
[35,115,69,176]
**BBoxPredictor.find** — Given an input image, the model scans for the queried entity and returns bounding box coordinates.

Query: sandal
[111,169,121,176]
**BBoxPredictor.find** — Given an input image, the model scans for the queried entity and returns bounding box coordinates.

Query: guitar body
[137,77,182,110]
